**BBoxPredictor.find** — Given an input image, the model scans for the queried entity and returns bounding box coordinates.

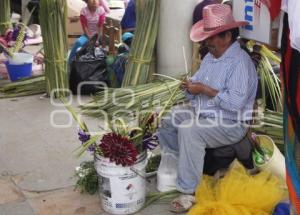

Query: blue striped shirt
[186,41,258,121]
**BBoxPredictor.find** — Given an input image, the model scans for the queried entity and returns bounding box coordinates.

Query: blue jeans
[157,105,247,194]
[68,35,89,64]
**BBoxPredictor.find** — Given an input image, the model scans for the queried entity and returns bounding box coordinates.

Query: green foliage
[247,41,282,111]
[145,154,161,173]
[81,80,186,119]
[0,75,46,98]
[0,0,11,35]
[74,161,98,194]
[140,190,180,211]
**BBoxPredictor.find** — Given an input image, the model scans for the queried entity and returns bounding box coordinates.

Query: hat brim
[190,20,248,42]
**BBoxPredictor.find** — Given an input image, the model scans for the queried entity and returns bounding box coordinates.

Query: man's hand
[181,79,219,97]
[180,79,191,91]
[181,79,200,95]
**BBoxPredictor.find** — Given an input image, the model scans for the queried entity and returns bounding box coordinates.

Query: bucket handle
[130,167,151,183]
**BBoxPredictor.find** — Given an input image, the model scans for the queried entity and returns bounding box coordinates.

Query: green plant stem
[0,0,11,35]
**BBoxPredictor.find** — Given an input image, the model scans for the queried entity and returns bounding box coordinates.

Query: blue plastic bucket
[5,62,32,82]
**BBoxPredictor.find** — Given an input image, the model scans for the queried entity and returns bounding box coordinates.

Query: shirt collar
[206,41,240,62]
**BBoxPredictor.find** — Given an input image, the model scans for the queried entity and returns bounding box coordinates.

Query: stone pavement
[0,95,179,215]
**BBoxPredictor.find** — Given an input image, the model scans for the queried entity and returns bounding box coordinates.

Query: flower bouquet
[64,80,181,164]
[64,98,170,214]
[77,110,159,167]
[62,81,181,213]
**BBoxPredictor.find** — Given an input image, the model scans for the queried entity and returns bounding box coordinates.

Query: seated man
[157,4,258,213]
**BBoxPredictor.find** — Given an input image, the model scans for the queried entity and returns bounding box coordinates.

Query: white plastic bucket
[157,152,178,192]
[95,153,147,215]
[8,53,34,65]
[254,135,286,181]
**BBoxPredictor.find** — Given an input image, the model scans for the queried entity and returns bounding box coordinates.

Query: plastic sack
[157,152,178,192]
[273,202,290,215]
[110,53,128,87]
[188,161,286,215]
[69,35,108,95]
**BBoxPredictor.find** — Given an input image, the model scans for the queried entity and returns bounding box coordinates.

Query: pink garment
[100,0,110,14]
[80,6,106,35]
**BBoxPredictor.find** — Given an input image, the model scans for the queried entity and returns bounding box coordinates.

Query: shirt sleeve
[80,7,86,16]
[184,90,195,100]
[184,66,201,100]
[211,58,254,112]
[80,14,88,28]
[98,14,106,26]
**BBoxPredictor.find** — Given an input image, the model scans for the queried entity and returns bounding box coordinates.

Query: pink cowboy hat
[190,4,248,42]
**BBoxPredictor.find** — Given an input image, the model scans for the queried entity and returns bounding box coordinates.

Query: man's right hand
[180,79,191,91]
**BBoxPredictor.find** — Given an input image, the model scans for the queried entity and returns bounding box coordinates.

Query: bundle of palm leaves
[81,80,186,119]
[39,0,68,98]
[247,41,282,111]
[252,109,284,153]
[0,75,46,98]
[0,0,11,35]
[122,0,160,87]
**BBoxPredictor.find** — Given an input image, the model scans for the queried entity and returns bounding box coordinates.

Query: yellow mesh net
[188,161,286,215]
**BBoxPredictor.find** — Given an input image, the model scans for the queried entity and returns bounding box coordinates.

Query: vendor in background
[158,4,258,213]
[110,32,134,86]
[117,32,133,54]
[121,0,136,33]
[68,0,110,63]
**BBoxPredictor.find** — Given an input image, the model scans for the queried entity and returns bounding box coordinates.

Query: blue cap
[122,32,134,42]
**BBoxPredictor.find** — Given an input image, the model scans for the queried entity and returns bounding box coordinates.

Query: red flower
[147,113,157,124]
[99,133,138,166]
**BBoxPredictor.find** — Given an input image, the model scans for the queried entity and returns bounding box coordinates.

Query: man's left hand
[183,81,219,97]
[181,79,203,95]
[180,79,191,91]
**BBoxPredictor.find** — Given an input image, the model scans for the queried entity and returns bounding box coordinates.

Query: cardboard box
[66,17,83,36]
[109,0,125,9]
[233,0,281,48]
[68,35,81,47]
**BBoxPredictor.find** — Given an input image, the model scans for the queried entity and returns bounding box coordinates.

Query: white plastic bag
[157,152,178,192]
